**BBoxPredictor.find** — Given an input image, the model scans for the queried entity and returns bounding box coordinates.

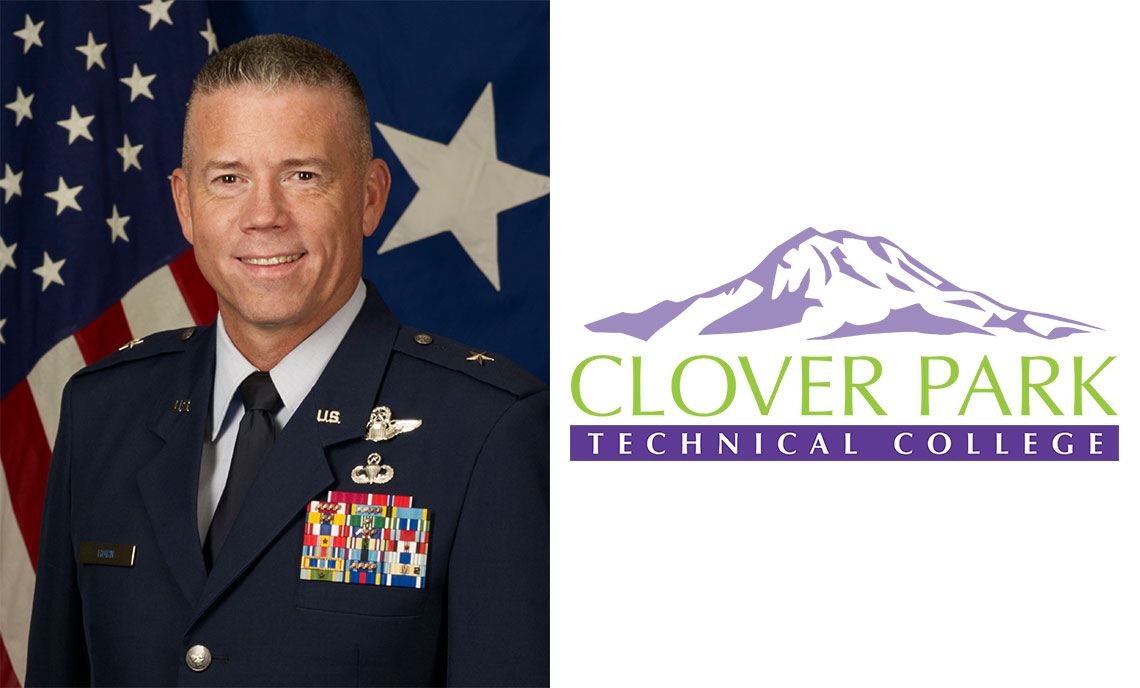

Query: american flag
[1,3,215,684]
[0,3,549,685]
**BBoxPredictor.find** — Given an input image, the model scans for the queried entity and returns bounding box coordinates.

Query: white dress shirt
[196,280,366,543]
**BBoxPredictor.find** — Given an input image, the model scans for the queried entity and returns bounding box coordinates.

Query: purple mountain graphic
[587,228,1098,341]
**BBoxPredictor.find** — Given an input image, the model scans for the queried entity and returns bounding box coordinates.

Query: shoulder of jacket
[391,326,546,399]
[73,325,201,378]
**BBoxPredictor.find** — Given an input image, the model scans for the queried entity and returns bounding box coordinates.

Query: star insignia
[0,235,16,275]
[0,164,22,203]
[200,18,219,54]
[32,251,65,291]
[6,87,34,126]
[465,351,495,366]
[13,14,44,54]
[116,133,143,172]
[75,31,108,70]
[138,0,175,30]
[106,204,131,243]
[44,176,83,215]
[120,64,157,102]
[57,105,95,144]
[374,82,550,292]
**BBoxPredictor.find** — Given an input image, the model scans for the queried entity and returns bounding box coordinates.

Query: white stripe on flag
[121,265,195,336]
[0,465,34,687]
[26,336,86,451]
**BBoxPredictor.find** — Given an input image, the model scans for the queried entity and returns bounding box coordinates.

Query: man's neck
[218,285,362,371]
[223,323,311,371]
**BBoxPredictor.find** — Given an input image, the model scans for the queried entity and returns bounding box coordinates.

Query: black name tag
[78,542,135,567]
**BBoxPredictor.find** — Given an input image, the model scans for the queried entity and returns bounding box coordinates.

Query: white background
[551,2,1139,686]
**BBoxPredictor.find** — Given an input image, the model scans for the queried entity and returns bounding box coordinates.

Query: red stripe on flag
[0,381,52,567]
[73,300,133,365]
[168,249,218,326]
[0,635,19,688]
[0,381,53,567]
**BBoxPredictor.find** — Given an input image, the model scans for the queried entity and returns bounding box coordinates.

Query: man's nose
[242,180,288,230]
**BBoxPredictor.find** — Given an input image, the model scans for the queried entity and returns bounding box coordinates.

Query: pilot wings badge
[364,406,422,442]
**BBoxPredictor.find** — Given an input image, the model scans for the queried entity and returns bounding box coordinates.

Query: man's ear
[171,168,193,244]
[361,158,391,238]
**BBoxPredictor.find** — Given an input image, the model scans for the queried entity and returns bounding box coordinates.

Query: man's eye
[296,171,315,181]
[218,174,239,184]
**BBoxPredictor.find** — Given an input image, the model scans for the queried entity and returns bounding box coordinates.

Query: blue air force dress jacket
[27,282,549,686]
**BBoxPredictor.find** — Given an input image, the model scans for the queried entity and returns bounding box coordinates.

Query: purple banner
[570,425,1119,461]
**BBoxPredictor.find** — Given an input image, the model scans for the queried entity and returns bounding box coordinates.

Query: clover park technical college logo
[571,228,1118,461]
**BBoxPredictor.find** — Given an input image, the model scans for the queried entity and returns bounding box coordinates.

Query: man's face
[172,85,389,338]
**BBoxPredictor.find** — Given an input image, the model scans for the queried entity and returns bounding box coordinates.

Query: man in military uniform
[27,35,548,686]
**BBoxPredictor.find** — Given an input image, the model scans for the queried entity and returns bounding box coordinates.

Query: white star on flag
[200,18,218,54]
[116,134,144,172]
[13,14,44,54]
[120,64,157,102]
[0,318,6,345]
[0,164,23,203]
[75,31,108,71]
[374,82,550,291]
[31,250,66,291]
[0,235,16,274]
[106,204,131,243]
[44,176,83,215]
[139,0,175,30]
[5,86,34,126]
[56,105,95,144]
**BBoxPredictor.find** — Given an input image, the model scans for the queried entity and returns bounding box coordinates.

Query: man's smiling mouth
[239,253,305,266]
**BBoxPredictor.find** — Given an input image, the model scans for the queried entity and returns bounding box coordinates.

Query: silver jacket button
[186,644,212,672]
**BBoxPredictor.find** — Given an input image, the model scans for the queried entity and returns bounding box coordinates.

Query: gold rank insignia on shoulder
[118,338,144,351]
[364,406,421,442]
[351,452,394,484]
[465,351,494,366]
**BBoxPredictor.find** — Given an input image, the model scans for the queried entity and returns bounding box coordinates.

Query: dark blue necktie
[204,371,282,571]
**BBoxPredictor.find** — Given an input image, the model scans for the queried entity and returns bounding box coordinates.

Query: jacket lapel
[190,284,400,625]
[137,326,216,608]
[311,283,401,447]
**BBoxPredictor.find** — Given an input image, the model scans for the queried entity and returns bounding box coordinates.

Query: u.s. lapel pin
[316,409,341,424]
[351,452,394,484]
[363,406,421,442]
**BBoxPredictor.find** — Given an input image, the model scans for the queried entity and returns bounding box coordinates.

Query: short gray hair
[182,34,372,168]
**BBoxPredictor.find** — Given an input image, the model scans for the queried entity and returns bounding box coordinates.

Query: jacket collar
[209,280,368,441]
